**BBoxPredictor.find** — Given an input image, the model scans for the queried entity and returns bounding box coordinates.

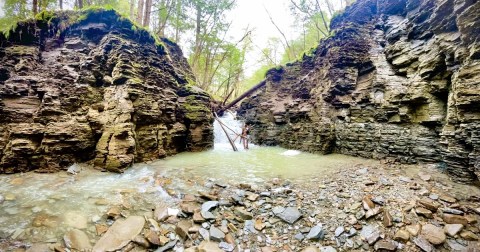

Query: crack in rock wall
[238,0,480,183]
[0,10,213,173]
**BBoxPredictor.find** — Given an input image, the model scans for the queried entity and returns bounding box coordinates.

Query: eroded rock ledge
[238,0,480,183]
[0,9,213,173]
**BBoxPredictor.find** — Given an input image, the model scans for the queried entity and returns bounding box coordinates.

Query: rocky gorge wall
[238,0,480,183]
[0,9,213,173]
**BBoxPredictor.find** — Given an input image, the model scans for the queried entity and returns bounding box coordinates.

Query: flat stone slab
[92,216,145,252]
[274,207,302,224]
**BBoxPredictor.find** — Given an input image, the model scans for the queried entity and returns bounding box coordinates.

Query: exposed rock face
[0,10,213,173]
[238,0,480,183]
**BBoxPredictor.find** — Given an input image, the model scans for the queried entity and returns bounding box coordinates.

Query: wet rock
[465,214,478,224]
[360,225,381,245]
[319,246,337,252]
[244,220,257,234]
[200,210,216,220]
[417,199,440,212]
[64,229,92,251]
[26,244,51,252]
[413,237,433,252]
[418,172,431,181]
[406,224,421,236]
[219,241,234,252]
[234,207,253,220]
[366,206,382,219]
[295,233,305,240]
[254,218,266,231]
[92,216,145,252]
[439,194,456,203]
[275,207,302,224]
[460,231,479,240]
[106,206,121,219]
[201,201,219,212]
[374,240,397,251]
[306,224,325,240]
[372,196,385,206]
[181,202,199,214]
[441,208,464,215]
[176,220,192,239]
[193,210,206,223]
[334,226,344,237]
[415,207,433,219]
[197,241,223,252]
[362,196,375,209]
[156,240,177,252]
[421,224,446,245]
[443,214,468,225]
[144,230,160,245]
[133,235,150,248]
[199,228,209,240]
[209,226,225,242]
[393,230,410,242]
[154,203,169,221]
[301,246,320,252]
[444,224,463,236]
[63,211,88,229]
[383,210,393,227]
[446,240,468,251]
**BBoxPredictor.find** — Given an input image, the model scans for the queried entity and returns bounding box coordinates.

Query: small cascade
[213,111,245,150]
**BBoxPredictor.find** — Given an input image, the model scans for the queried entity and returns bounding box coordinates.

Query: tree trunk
[174,0,181,42]
[59,0,63,10]
[77,0,84,9]
[136,0,144,25]
[33,0,38,16]
[194,2,201,52]
[130,0,135,19]
[143,0,153,27]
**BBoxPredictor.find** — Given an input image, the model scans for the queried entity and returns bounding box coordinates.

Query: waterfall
[213,111,245,150]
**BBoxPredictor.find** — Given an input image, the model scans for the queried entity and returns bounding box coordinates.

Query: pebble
[460,231,479,241]
[443,214,468,225]
[306,224,325,240]
[444,224,463,236]
[275,207,302,224]
[374,240,397,251]
[334,226,344,237]
[201,201,219,212]
[219,241,234,251]
[421,224,446,245]
[393,229,410,242]
[413,237,433,252]
[0,194,4,204]
[209,226,225,242]
[415,207,433,219]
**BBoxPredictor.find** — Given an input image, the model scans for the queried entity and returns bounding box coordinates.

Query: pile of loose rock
[11,163,480,252]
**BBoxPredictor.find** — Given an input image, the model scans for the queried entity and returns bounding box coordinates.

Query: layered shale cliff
[0,10,213,173]
[238,0,480,183]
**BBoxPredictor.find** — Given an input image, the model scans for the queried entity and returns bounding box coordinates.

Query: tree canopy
[0,0,352,101]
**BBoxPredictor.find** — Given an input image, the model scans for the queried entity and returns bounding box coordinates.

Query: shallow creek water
[0,114,477,246]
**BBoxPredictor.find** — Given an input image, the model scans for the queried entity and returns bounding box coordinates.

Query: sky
[0,0,4,16]
[226,0,299,75]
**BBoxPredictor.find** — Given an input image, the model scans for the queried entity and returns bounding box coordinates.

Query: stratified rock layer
[238,0,480,183]
[0,10,213,173]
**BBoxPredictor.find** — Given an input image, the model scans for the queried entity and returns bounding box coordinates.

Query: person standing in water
[241,123,250,149]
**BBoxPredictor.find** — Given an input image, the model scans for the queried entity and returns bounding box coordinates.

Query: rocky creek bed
[0,152,479,252]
